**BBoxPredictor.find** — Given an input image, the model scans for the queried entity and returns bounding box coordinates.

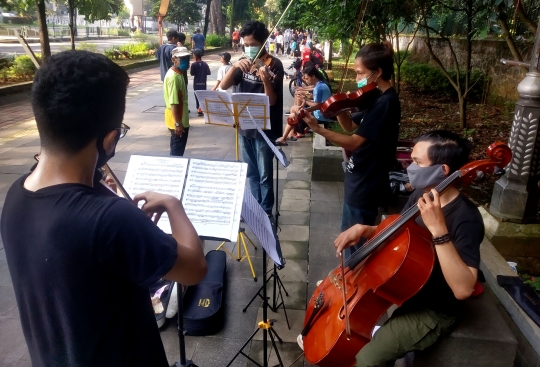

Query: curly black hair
[32,50,129,154]
[239,21,270,44]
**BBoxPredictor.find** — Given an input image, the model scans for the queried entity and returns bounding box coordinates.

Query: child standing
[213,52,235,93]
[190,48,211,116]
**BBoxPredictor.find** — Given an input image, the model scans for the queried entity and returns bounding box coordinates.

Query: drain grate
[142,106,166,114]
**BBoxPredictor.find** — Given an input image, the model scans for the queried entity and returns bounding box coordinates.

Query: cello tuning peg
[476,171,485,181]
[494,166,505,175]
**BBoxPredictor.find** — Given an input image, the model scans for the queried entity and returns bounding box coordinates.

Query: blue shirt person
[191,29,206,54]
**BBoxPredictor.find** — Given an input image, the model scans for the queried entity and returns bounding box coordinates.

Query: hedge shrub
[205,34,229,47]
[400,61,487,102]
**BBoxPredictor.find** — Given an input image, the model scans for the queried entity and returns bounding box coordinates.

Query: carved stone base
[480,207,540,274]
[490,175,538,223]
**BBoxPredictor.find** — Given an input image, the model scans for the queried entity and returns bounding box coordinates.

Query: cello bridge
[328,272,342,290]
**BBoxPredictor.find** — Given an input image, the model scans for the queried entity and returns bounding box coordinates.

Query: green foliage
[154,0,201,28]
[205,34,229,47]
[131,32,160,49]
[77,0,124,22]
[400,60,487,101]
[117,29,130,36]
[11,54,40,77]
[521,274,540,292]
[76,42,98,52]
[104,41,154,60]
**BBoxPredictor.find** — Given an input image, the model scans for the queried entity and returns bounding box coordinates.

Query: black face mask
[96,131,119,169]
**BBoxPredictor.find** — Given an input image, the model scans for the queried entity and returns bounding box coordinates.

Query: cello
[301,142,512,367]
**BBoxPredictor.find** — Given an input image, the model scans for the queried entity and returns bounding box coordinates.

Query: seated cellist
[333,130,483,366]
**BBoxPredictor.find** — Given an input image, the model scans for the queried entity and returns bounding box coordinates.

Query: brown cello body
[303,216,435,367]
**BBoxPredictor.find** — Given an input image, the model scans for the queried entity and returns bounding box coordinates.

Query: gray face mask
[406,163,447,189]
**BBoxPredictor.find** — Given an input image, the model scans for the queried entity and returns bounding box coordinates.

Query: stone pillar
[490,18,540,223]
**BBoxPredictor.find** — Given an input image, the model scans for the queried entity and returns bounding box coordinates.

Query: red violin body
[302,216,434,367]
[287,82,379,126]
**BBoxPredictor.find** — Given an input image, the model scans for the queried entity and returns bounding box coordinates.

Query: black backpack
[182,250,227,335]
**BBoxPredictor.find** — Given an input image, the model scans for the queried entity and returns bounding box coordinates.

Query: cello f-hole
[338,285,358,320]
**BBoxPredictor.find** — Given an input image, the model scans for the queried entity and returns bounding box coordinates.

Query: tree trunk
[209,0,224,35]
[497,5,523,63]
[516,0,537,34]
[459,94,467,129]
[394,23,400,95]
[68,0,76,50]
[36,0,51,62]
[203,0,211,37]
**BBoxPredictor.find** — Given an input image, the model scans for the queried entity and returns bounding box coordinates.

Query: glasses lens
[118,123,130,139]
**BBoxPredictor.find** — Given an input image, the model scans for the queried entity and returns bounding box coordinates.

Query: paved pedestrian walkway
[0,53,346,367]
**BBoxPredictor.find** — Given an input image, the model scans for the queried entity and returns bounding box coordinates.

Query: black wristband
[432,233,452,245]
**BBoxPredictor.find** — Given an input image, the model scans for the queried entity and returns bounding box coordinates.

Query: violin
[240,53,277,80]
[287,82,379,126]
[301,142,512,367]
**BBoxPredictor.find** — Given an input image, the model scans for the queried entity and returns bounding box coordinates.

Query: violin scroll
[459,142,512,186]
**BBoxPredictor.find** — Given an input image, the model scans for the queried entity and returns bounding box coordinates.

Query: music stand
[241,154,290,329]
[171,283,196,367]
[197,93,270,281]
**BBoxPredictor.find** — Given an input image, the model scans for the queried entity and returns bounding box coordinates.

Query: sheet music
[123,155,189,234]
[232,93,270,130]
[241,189,282,266]
[182,159,247,242]
[195,90,235,126]
[246,107,290,168]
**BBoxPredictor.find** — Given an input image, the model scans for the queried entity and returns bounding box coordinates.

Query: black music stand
[171,283,197,367]
[242,154,290,329]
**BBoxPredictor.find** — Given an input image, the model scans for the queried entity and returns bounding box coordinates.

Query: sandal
[275,138,288,146]
[287,136,297,141]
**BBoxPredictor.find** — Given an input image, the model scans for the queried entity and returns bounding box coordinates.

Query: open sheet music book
[122,155,247,242]
[194,90,270,130]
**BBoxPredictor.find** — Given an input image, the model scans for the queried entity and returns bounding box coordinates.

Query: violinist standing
[333,131,483,367]
[302,41,400,257]
[220,20,284,218]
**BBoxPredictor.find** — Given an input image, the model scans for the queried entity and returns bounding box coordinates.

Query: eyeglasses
[115,123,130,139]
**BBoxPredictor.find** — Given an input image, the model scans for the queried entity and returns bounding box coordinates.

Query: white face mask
[245,45,262,60]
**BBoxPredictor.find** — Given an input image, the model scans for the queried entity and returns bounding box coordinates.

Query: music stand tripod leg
[173,283,197,367]
[239,231,258,281]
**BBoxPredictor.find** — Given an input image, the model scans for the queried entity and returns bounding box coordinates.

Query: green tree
[416,0,490,129]
[152,0,201,30]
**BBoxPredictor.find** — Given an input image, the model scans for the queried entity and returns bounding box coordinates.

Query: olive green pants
[355,307,457,367]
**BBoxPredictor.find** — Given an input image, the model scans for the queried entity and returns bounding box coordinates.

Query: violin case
[182,250,227,335]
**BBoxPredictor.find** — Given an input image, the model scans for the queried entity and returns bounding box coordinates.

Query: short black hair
[192,48,203,58]
[178,32,186,43]
[355,40,394,81]
[302,62,322,80]
[32,50,129,154]
[414,130,472,173]
[240,21,269,44]
[166,30,179,41]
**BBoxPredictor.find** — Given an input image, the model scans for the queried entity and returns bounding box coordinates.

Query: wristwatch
[175,122,180,127]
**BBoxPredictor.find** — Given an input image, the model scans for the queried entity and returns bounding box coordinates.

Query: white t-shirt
[276,35,284,44]
[217,64,235,93]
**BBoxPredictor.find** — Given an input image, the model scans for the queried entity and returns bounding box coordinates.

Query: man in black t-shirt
[220,20,284,217]
[333,130,484,367]
[0,51,207,367]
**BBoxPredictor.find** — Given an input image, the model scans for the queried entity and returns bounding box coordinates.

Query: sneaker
[197,109,204,117]
[297,334,304,351]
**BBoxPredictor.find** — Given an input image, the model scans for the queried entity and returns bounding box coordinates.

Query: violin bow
[337,0,371,93]
[253,0,296,61]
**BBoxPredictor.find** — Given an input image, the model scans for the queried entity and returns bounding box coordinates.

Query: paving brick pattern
[0,53,344,367]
